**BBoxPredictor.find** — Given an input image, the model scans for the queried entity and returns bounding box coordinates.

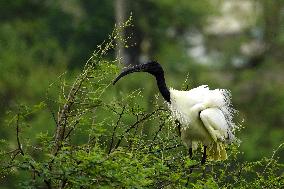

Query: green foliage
[1,1,284,188]
[1,24,283,188]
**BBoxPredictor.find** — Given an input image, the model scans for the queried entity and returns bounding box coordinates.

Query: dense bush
[1,24,283,189]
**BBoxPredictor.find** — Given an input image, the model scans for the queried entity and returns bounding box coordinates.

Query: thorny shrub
[0,18,283,189]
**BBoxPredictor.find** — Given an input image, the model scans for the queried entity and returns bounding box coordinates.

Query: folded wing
[200,107,233,160]
[200,107,229,142]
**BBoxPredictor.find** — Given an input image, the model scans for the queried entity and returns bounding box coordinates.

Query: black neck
[155,74,171,103]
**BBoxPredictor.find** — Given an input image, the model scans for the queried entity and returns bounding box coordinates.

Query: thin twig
[149,121,166,151]
[153,121,166,142]
[54,68,91,153]
[113,108,163,150]
[108,106,126,154]
[127,113,140,150]
[64,120,80,140]
[263,142,284,173]
[2,149,18,155]
[16,114,24,156]
[11,150,21,161]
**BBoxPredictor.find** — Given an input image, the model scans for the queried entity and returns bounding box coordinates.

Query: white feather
[168,85,236,151]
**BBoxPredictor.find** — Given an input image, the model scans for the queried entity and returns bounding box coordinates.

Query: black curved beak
[112,61,161,85]
[112,64,144,85]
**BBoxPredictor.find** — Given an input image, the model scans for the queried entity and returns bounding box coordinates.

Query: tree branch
[53,68,91,154]
[108,106,126,154]
[113,108,164,150]
[16,114,24,156]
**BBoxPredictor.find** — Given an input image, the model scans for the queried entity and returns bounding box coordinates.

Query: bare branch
[108,106,126,154]
[153,121,166,142]
[46,97,58,128]
[113,108,164,150]
[64,120,79,140]
[16,114,24,156]
[54,67,91,154]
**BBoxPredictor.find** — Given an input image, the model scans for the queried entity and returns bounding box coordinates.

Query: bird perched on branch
[113,61,237,164]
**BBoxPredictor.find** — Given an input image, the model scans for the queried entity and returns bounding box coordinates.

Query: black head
[113,61,171,103]
[113,61,164,85]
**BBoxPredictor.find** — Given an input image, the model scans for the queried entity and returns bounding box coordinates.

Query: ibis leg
[188,148,193,159]
[201,146,207,165]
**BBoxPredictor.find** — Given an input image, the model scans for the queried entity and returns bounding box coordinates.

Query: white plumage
[168,85,236,160]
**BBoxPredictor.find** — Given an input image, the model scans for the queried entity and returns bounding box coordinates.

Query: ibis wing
[200,108,228,142]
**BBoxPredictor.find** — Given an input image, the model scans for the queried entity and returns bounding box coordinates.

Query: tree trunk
[263,0,281,51]
[115,0,129,65]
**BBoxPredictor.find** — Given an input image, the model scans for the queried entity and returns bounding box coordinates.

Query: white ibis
[113,61,236,164]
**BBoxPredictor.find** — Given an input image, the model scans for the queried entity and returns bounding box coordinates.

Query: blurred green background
[0,0,283,166]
